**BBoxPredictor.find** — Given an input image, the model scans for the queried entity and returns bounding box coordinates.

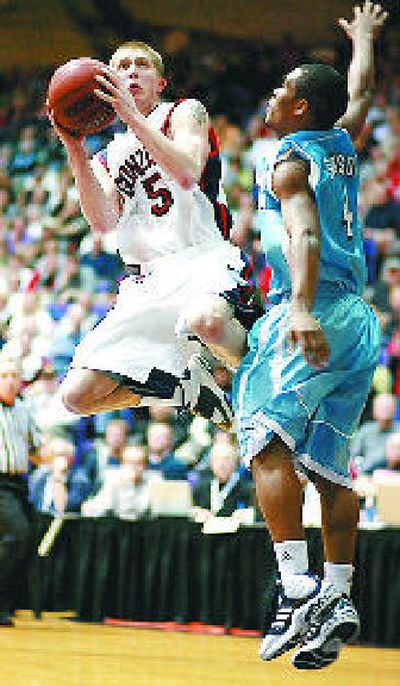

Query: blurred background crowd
[1,7,400,526]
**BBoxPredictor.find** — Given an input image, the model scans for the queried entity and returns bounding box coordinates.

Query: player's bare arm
[336,1,388,140]
[48,110,120,234]
[168,99,210,181]
[273,158,330,369]
[95,67,209,188]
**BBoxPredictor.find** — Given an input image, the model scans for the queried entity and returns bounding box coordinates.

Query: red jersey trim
[161,99,187,135]
[96,150,110,172]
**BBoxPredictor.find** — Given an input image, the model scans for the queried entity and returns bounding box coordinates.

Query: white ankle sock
[324,562,353,597]
[274,540,316,599]
[274,540,309,577]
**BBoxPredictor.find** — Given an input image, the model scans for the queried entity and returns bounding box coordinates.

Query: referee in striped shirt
[0,355,41,627]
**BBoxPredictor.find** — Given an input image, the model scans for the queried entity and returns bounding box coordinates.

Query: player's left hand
[288,309,330,369]
[94,66,142,126]
[338,1,388,40]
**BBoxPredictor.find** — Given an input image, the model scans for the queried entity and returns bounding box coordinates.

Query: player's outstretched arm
[336,1,388,140]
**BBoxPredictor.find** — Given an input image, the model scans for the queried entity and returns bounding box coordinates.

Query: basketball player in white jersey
[48,41,260,428]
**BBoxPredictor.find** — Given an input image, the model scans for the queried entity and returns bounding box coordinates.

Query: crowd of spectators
[1,21,400,527]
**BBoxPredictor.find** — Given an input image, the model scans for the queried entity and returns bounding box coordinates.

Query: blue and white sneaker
[259,577,341,661]
[292,595,360,670]
[186,353,233,431]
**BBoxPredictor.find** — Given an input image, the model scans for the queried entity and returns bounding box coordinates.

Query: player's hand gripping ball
[47,57,116,136]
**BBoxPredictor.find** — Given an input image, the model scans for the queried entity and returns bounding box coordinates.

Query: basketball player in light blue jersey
[233,2,388,670]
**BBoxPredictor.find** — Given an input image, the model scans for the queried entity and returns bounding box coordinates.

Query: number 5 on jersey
[142,173,174,216]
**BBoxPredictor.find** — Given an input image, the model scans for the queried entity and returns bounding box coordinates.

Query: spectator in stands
[81,443,150,518]
[48,302,86,377]
[370,258,400,336]
[1,323,43,383]
[0,289,8,347]
[379,283,400,346]
[176,415,212,468]
[0,237,8,274]
[192,439,253,516]
[374,105,400,158]
[353,432,400,512]
[6,291,53,354]
[34,246,59,294]
[350,392,400,475]
[360,174,399,281]
[147,421,188,480]
[53,252,96,300]
[80,234,124,287]
[87,418,130,491]
[187,425,233,478]
[363,176,400,238]
[23,361,79,435]
[29,437,91,514]
[145,402,190,448]
[9,126,38,176]
[386,303,400,394]
[383,431,400,472]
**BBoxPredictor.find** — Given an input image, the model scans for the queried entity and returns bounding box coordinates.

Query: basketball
[47,57,116,136]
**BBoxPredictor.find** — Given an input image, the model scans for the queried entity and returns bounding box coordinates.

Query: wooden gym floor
[1,611,399,686]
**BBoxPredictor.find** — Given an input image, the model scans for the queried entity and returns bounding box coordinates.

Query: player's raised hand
[338,1,388,40]
[94,66,141,126]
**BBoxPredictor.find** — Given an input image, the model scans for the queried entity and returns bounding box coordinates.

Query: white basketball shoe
[292,595,360,670]
[259,576,341,662]
[185,353,233,431]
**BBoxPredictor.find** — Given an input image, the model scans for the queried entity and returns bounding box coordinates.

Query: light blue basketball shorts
[232,290,381,487]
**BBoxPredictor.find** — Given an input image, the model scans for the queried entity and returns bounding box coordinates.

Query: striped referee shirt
[0,397,41,474]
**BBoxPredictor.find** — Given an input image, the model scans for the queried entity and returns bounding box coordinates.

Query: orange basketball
[47,57,115,136]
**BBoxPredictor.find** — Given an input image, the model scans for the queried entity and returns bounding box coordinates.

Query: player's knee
[189,312,225,344]
[61,386,90,415]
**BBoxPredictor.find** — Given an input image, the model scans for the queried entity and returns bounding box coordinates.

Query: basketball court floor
[2,611,399,686]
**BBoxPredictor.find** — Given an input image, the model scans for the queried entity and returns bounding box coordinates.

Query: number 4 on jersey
[342,184,353,240]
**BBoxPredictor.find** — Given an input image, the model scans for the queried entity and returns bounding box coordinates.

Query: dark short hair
[294,64,348,129]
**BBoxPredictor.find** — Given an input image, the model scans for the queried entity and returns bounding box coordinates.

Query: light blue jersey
[254,128,366,303]
[234,128,380,486]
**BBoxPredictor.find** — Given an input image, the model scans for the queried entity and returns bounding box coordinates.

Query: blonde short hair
[111,40,164,76]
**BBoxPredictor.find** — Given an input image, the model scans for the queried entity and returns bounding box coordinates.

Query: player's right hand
[46,103,85,146]
[288,309,330,369]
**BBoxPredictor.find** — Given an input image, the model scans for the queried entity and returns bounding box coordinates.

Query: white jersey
[96,101,228,265]
[73,102,252,387]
